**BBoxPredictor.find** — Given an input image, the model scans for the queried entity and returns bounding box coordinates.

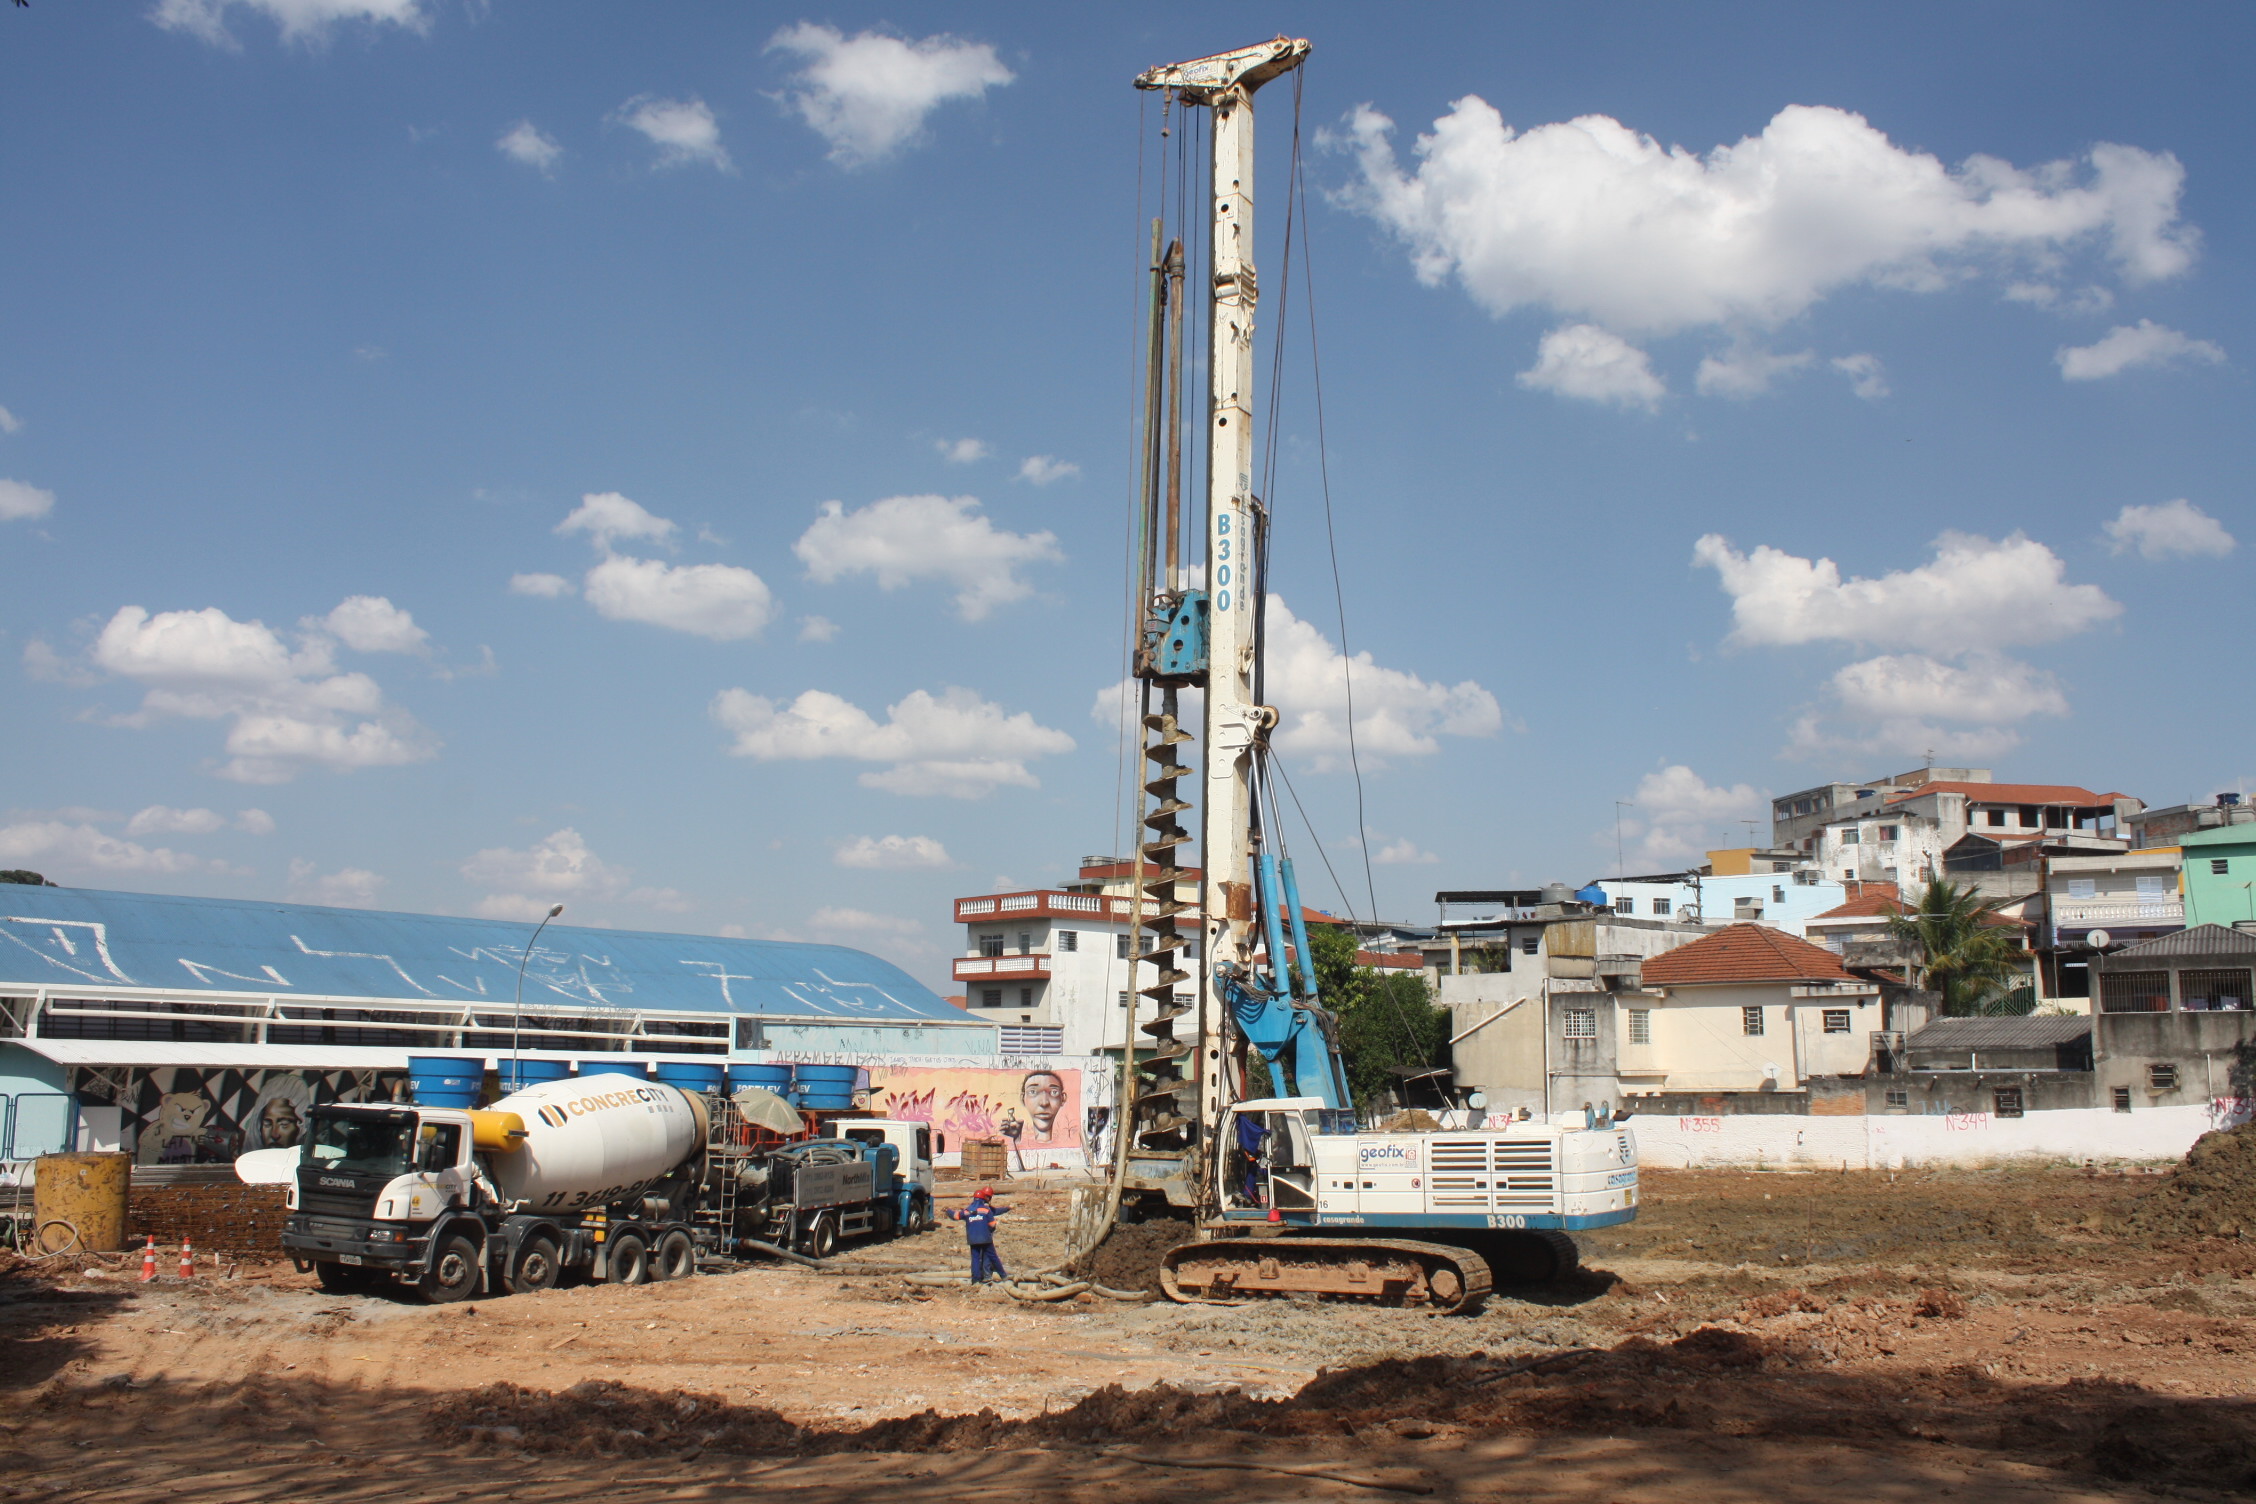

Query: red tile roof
[1807,892,2021,926]
[1887,781,2111,806]
[1641,924,1858,987]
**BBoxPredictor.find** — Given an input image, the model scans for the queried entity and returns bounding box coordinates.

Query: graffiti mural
[866,1065,1084,1156]
[69,1067,404,1165]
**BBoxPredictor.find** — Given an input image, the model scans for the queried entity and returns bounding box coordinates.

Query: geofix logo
[1357,1143,1418,1170]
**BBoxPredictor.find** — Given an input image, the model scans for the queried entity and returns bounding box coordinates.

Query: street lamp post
[511,904,565,1087]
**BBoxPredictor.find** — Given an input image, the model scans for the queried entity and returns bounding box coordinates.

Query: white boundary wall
[1628,1096,2253,1170]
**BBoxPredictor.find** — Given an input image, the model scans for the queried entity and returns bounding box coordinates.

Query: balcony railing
[2050,898,2183,928]
[953,955,1053,981]
[955,890,1138,922]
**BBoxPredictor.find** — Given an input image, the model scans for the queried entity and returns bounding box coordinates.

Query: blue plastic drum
[726,1063,792,1094]
[652,1061,725,1095]
[496,1058,573,1094]
[407,1055,482,1108]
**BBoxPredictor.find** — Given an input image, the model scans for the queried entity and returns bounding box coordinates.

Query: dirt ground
[5,1168,2256,1503]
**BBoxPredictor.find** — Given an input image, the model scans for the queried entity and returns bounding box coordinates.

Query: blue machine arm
[1224,853,1351,1110]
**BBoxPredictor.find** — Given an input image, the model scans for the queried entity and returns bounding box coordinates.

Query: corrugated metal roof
[1906,1015,2090,1049]
[9,1040,744,1071]
[0,886,957,1022]
[2100,923,2256,964]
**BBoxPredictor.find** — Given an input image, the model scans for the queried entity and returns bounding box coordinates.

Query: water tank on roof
[1540,883,1571,905]
[1574,883,1610,907]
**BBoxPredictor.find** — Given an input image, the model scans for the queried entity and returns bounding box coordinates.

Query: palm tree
[1885,879,2034,1016]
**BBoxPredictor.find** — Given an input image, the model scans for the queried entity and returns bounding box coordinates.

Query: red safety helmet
[974,1186,994,1199]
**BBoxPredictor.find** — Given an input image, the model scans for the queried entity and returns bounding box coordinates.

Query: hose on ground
[1005,1279,1090,1302]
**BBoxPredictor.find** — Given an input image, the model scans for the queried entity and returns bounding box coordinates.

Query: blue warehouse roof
[0,886,960,1023]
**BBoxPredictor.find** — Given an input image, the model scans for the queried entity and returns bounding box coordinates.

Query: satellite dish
[1762,1062,1780,1079]
[2087,929,2112,950]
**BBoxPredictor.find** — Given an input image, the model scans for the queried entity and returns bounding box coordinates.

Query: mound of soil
[2125,1122,2256,1238]
[1065,1218,1187,1294]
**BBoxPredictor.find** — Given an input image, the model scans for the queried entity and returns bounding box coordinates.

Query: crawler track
[1158,1236,1492,1314]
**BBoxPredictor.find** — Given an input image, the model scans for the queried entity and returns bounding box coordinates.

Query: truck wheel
[509,1234,561,1294]
[911,1197,933,1233]
[605,1232,649,1286]
[652,1229,696,1281]
[419,1233,481,1304]
[806,1213,838,1260]
[315,1261,378,1295]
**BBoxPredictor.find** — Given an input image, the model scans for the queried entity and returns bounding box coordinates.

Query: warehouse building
[0,886,1114,1172]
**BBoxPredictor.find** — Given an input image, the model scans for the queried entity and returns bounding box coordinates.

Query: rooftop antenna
[1614,800,1633,880]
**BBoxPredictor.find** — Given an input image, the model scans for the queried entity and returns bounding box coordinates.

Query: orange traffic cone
[139,1235,157,1282]
[179,1238,195,1278]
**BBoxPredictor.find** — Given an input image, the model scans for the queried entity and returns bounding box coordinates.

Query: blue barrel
[581,1059,649,1079]
[407,1055,482,1108]
[496,1058,572,1094]
[790,1063,857,1111]
[726,1062,792,1094]
[652,1061,725,1095]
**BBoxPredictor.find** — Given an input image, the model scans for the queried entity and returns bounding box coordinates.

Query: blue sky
[2,3,2249,987]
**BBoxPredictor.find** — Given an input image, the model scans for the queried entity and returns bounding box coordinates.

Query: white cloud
[613,95,731,172]
[582,555,776,641]
[834,834,953,870]
[807,907,924,943]
[497,120,562,176]
[1517,324,1665,408]
[1373,838,1439,866]
[2057,319,2226,381]
[0,821,209,876]
[1831,353,1890,400]
[460,827,635,919]
[0,479,55,522]
[316,595,429,655]
[125,805,226,837]
[87,603,436,783]
[1616,765,1764,870]
[1787,712,2026,765]
[22,640,98,686]
[1017,455,1080,486]
[1264,595,1503,770]
[236,808,276,835]
[1692,531,2119,653]
[556,491,677,550]
[936,437,989,464]
[1339,101,2197,336]
[1695,344,1813,399]
[766,22,1013,167]
[150,0,426,48]
[794,494,1061,621]
[712,684,1073,799]
[1829,651,2069,724]
[0,406,20,434]
[798,615,839,643]
[2104,499,2236,560]
[511,572,574,598]
[287,857,387,908]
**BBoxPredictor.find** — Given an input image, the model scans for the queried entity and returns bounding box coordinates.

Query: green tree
[1885,879,2034,1016]
[1305,925,1453,1109]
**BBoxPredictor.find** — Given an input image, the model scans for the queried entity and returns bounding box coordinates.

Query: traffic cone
[179,1238,195,1278]
[139,1236,157,1283]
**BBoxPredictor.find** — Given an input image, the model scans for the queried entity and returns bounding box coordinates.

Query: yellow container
[32,1151,131,1253]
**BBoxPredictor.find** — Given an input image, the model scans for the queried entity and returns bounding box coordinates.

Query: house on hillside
[2093,925,2256,1118]
[2182,826,2256,931]
[1625,924,1882,1099]
[1878,1016,2095,1118]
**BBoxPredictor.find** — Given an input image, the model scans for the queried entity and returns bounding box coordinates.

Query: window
[2147,1063,2179,1092]
[1057,930,1078,953]
[1821,1009,1852,1034]
[2212,858,2231,876]
[1613,898,1636,916]
[1018,987,1034,1008]
[2135,875,2168,900]
[1734,897,1763,919]
[1521,936,1539,955]
[1742,1006,1766,1037]
[1773,886,1786,904]
[1992,1087,2024,1119]
[1652,898,1671,916]
[980,988,1002,1008]
[1885,1089,1909,1109]
[1116,933,1132,960]
[2066,878,2097,900]
[1986,809,2008,828]
[978,933,1004,958]
[2180,969,2254,1011]
[2099,971,2171,1013]
[1563,1009,1596,1040]
[1017,931,1032,955]
[1117,990,1130,1008]
[1877,825,1899,842]
[1627,1008,1651,1045]
[1841,830,1861,846]
[2019,806,2039,827]
[2112,1086,2132,1113]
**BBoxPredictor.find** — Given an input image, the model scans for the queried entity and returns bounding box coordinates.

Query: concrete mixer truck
[278,1072,709,1302]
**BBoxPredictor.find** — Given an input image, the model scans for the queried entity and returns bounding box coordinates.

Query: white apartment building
[1598,870,1847,937]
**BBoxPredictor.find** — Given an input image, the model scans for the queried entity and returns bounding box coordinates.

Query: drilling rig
[1110,39,1639,1313]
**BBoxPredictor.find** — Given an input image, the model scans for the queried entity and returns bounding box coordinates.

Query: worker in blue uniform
[949,1185,1009,1283]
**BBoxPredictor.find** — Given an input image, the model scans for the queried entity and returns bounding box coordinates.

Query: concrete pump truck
[1114,39,1638,1314]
